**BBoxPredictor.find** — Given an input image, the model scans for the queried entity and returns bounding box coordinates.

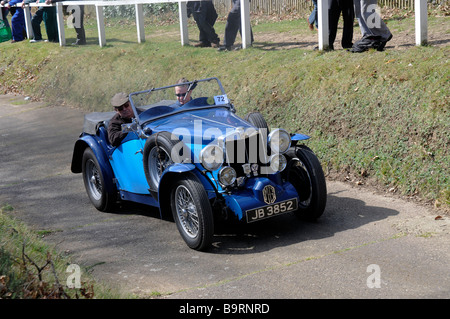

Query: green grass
[0,204,132,298]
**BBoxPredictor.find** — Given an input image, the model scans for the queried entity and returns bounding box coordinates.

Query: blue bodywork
[71,78,310,222]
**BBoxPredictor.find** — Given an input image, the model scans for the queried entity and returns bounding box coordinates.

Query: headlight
[269,154,287,173]
[218,166,237,186]
[200,144,224,171]
[268,129,291,154]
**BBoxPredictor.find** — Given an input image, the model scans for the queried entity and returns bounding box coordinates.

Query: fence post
[178,1,189,46]
[317,0,329,50]
[23,5,33,40]
[135,3,145,43]
[96,4,106,47]
[240,0,251,48]
[56,2,65,46]
[415,0,427,45]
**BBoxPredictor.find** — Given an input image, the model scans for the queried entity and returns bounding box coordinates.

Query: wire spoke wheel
[81,147,115,212]
[85,159,103,201]
[148,146,173,189]
[170,175,214,250]
[174,185,200,238]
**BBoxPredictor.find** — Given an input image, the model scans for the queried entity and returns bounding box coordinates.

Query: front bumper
[223,176,299,222]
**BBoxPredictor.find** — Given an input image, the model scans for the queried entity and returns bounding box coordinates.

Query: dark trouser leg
[31,7,44,40]
[224,10,240,47]
[43,7,58,42]
[341,0,354,48]
[11,9,25,41]
[328,0,340,49]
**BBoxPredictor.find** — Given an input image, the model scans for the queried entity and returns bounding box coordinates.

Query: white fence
[1,0,429,49]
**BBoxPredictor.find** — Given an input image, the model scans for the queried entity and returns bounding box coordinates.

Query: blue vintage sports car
[71,78,326,250]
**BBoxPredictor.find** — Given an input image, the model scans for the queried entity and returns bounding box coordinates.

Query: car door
[109,133,149,194]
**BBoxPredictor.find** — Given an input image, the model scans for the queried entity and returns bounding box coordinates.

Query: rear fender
[71,135,116,195]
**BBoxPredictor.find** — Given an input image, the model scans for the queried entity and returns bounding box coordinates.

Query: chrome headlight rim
[218,166,237,186]
[268,128,291,154]
[199,144,224,171]
[269,154,287,173]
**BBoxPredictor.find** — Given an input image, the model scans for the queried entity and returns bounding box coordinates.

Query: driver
[174,78,193,106]
[107,92,135,147]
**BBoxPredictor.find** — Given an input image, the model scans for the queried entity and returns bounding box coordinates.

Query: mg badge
[262,185,276,204]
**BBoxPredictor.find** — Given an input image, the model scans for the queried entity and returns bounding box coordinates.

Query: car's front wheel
[143,131,188,192]
[284,145,327,220]
[170,174,214,251]
[82,147,115,212]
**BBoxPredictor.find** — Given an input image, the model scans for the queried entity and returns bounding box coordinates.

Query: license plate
[246,198,298,223]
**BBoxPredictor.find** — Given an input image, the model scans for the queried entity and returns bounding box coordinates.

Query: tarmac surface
[0,94,448,300]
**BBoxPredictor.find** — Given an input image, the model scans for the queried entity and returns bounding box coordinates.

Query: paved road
[0,94,448,300]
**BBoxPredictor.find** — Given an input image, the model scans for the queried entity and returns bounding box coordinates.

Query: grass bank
[0,204,130,298]
[0,12,448,213]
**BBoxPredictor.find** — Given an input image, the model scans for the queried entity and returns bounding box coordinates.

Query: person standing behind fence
[328,0,354,50]
[188,0,220,48]
[46,0,85,45]
[218,0,254,51]
[25,0,58,43]
[350,0,392,52]
[2,0,25,42]
[307,0,318,31]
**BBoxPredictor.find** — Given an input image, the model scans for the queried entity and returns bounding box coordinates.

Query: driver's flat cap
[111,92,129,107]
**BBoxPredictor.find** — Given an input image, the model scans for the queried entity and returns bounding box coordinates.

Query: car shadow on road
[208,191,400,254]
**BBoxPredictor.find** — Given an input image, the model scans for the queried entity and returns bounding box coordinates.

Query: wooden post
[96,4,106,47]
[56,2,65,46]
[317,0,329,50]
[415,0,427,46]
[240,0,251,48]
[23,5,33,40]
[135,3,145,43]
[178,1,189,46]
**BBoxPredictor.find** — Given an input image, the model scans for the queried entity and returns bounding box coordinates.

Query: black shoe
[350,36,381,53]
[377,34,393,51]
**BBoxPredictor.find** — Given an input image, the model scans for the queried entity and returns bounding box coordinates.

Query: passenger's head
[175,78,192,105]
[111,92,134,119]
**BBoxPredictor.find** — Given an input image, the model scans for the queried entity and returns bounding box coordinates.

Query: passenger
[174,78,193,106]
[107,92,135,147]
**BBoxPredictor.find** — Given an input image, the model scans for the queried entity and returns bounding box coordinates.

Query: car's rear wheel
[82,147,115,212]
[170,175,214,251]
[284,145,327,220]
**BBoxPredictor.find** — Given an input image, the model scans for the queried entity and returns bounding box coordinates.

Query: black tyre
[284,145,327,220]
[143,131,188,191]
[82,147,116,212]
[170,174,214,250]
[244,112,269,130]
